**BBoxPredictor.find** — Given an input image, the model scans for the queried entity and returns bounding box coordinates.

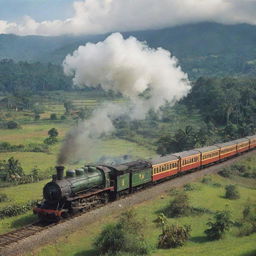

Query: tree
[44,128,58,145]
[3,157,25,181]
[48,128,58,138]
[225,185,240,200]
[167,193,191,217]
[34,113,40,121]
[157,126,199,155]
[94,210,148,255]
[50,113,57,120]
[7,121,19,129]
[64,101,74,114]
[205,209,232,240]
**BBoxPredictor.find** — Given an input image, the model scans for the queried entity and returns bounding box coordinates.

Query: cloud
[58,33,191,163]
[1,0,255,36]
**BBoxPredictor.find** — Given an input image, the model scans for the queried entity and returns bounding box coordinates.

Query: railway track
[0,200,108,252]
[0,222,56,250]
[0,150,255,256]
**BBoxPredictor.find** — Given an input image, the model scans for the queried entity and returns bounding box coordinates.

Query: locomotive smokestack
[56,166,64,180]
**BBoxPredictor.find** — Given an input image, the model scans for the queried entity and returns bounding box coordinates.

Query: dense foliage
[185,77,256,128]
[0,200,38,219]
[205,209,233,240]
[238,202,256,236]
[158,222,191,249]
[225,185,240,200]
[167,193,191,218]
[0,59,72,93]
[94,210,149,255]
[156,77,256,155]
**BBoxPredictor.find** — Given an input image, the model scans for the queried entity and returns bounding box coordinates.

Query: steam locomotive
[33,135,256,221]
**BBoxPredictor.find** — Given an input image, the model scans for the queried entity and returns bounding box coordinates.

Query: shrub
[238,202,256,236]
[61,115,66,120]
[167,193,190,217]
[44,137,58,145]
[201,176,212,184]
[34,113,40,121]
[26,143,49,153]
[0,200,38,218]
[95,223,125,254]
[7,120,19,129]
[205,209,232,240]
[94,210,149,255]
[231,163,246,174]
[0,193,8,202]
[225,185,240,200]
[169,188,180,196]
[50,113,57,120]
[183,183,199,191]
[155,213,168,227]
[158,223,191,249]
[219,167,232,178]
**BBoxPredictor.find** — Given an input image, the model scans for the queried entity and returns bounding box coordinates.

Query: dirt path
[1,150,255,256]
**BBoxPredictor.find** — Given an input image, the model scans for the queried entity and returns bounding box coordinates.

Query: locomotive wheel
[61,211,69,218]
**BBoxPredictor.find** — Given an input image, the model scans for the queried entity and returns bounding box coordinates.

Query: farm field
[0,102,155,235]
[27,154,256,256]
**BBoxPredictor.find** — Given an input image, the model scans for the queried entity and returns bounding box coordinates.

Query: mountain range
[1,22,256,79]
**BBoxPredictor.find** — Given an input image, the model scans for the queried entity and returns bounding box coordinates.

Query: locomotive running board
[66,186,114,201]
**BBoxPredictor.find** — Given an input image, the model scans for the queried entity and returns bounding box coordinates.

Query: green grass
[26,156,256,256]
[0,119,154,235]
[0,180,48,234]
[0,122,69,144]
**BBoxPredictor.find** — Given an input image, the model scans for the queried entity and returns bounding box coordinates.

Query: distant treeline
[184,77,256,127]
[0,59,72,93]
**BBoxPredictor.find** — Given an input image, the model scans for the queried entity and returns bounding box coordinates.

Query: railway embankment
[0,150,255,256]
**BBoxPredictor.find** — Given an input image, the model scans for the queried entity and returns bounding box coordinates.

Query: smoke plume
[58,33,191,164]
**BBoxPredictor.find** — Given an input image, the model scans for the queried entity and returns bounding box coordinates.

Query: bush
[50,113,57,120]
[238,202,256,236]
[167,193,190,217]
[225,185,240,200]
[44,137,58,145]
[94,210,149,255]
[0,200,38,218]
[205,209,232,240]
[183,183,199,191]
[219,167,232,178]
[158,223,191,248]
[7,120,19,129]
[61,115,66,120]
[201,176,212,184]
[34,113,40,121]
[0,193,8,202]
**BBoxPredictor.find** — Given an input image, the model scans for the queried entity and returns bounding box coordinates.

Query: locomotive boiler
[34,165,114,220]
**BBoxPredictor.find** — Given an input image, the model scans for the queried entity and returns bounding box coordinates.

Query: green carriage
[108,160,152,195]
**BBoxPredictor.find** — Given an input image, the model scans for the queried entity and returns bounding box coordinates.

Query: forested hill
[1,22,256,78]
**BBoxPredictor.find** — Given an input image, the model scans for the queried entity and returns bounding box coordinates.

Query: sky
[0,0,256,36]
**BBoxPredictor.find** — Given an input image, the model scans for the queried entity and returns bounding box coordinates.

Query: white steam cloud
[58,33,190,164]
[1,0,256,36]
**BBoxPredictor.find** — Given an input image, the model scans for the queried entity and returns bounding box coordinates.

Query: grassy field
[0,180,47,234]
[27,153,256,256]
[0,96,155,237]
